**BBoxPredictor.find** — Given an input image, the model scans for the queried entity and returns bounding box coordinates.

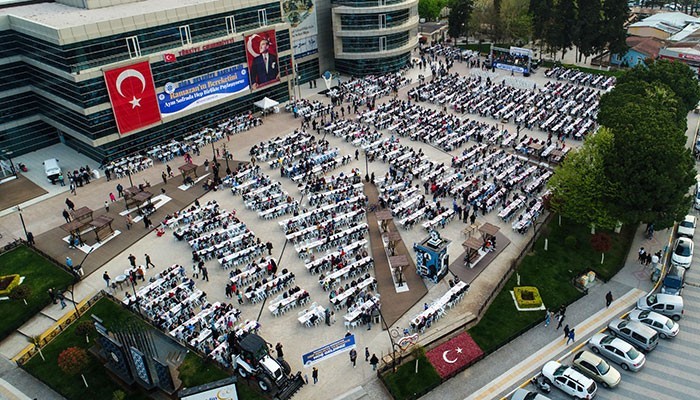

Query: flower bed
[0,274,21,296]
[513,286,543,309]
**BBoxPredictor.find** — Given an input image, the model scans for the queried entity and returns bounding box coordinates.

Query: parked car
[677,215,696,238]
[627,309,679,339]
[636,293,684,321]
[588,333,646,372]
[541,361,597,399]
[511,388,552,400]
[661,265,686,296]
[572,350,621,388]
[607,319,659,352]
[671,237,693,268]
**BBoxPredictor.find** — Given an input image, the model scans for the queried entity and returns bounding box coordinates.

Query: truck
[231,333,305,400]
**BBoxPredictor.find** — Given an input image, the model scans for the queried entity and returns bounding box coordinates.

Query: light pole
[16,206,28,241]
[65,248,93,317]
[364,150,370,182]
[222,142,230,171]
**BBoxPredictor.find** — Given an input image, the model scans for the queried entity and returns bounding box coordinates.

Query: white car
[588,333,646,372]
[628,309,680,339]
[541,361,597,399]
[511,388,551,400]
[677,215,696,238]
[671,237,693,268]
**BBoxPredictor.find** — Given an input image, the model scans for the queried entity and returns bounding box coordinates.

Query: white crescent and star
[442,347,463,364]
[115,69,146,109]
[247,34,261,58]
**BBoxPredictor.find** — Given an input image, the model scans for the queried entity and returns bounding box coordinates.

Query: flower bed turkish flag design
[426,332,484,379]
[104,61,161,134]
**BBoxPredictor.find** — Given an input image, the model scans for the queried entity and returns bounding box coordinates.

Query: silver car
[588,333,646,372]
[628,309,680,339]
[511,388,552,400]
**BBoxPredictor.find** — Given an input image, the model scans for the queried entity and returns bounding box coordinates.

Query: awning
[479,222,500,237]
[254,97,279,110]
[388,255,409,268]
[462,237,482,251]
[385,231,402,242]
[375,210,393,221]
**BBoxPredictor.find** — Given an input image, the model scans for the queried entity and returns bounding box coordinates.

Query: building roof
[626,35,666,58]
[630,11,700,35]
[668,22,700,41]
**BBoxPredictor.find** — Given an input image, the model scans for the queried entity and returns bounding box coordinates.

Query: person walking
[62,209,71,223]
[128,253,136,267]
[349,348,357,368]
[162,171,167,184]
[57,291,67,309]
[70,182,76,195]
[605,291,614,307]
[192,263,199,279]
[48,288,57,304]
[556,312,565,330]
[563,324,570,340]
[109,192,116,202]
[65,198,75,211]
[266,241,273,255]
[65,256,73,270]
[370,354,379,371]
[544,310,551,327]
[125,213,133,230]
[312,367,318,384]
[116,183,123,197]
[167,164,174,177]
[104,200,110,213]
[275,343,284,359]
[365,347,370,362]
[201,265,209,282]
[145,253,155,269]
[103,271,111,288]
[566,328,576,345]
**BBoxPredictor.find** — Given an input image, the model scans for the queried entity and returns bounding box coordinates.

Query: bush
[564,235,578,249]
[9,285,32,303]
[513,286,543,309]
[57,347,89,376]
[0,274,21,296]
[112,390,126,400]
[74,321,94,338]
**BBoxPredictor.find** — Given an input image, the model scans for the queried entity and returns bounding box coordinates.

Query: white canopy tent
[254,97,279,111]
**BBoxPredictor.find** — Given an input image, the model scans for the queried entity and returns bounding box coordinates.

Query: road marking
[465,287,645,400]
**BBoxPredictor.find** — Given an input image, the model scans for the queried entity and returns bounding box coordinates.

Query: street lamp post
[211,140,217,163]
[364,151,370,182]
[222,142,230,171]
[16,206,28,241]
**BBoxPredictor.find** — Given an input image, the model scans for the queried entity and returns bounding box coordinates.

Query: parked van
[695,177,700,209]
[636,293,684,321]
[43,158,60,184]
[661,266,686,296]
[607,319,659,353]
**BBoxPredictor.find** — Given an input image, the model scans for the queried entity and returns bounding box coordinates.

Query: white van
[43,158,61,184]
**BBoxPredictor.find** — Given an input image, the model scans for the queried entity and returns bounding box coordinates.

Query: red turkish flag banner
[425,332,484,379]
[103,61,161,135]
[163,53,177,63]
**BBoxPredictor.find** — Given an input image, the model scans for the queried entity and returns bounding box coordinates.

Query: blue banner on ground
[157,65,250,117]
[495,63,528,74]
[302,334,356,367]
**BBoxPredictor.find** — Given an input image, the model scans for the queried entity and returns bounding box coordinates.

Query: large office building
[0,0,416,162]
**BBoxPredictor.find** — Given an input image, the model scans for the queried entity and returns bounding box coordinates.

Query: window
[126,36,141,58]
[179,25,192,46]
[226,16,237,34]
[379,37,386,51]
[379,14,387,29]
[258,9,268,26]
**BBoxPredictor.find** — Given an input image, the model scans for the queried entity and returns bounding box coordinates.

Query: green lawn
[382,354,442,400]
[0,245,74,340]
[469,219,635,353]
[178,353,265,400]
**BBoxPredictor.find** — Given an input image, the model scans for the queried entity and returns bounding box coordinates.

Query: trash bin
[92,169,100,179]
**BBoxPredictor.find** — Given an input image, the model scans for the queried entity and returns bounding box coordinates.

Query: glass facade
[339,10,409,30]
[333,0,405,6]
[341,32,409,53]
[296,58,320,85]
[0,1,294,160]
[335,52,411,76]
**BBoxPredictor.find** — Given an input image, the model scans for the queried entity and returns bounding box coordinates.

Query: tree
[57,347,90,376]
[9,285,31,306]
[598,83,696,228]
[616,59,700,113]
[420,0,445,21]
[529,0,553,46]
[574,0,603,61]
[601,0,629,56]
[547,127,618,229]
[590,233,612,264]
[499,0,533,44]
[547,0,577,58]
[448,0,475,38]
